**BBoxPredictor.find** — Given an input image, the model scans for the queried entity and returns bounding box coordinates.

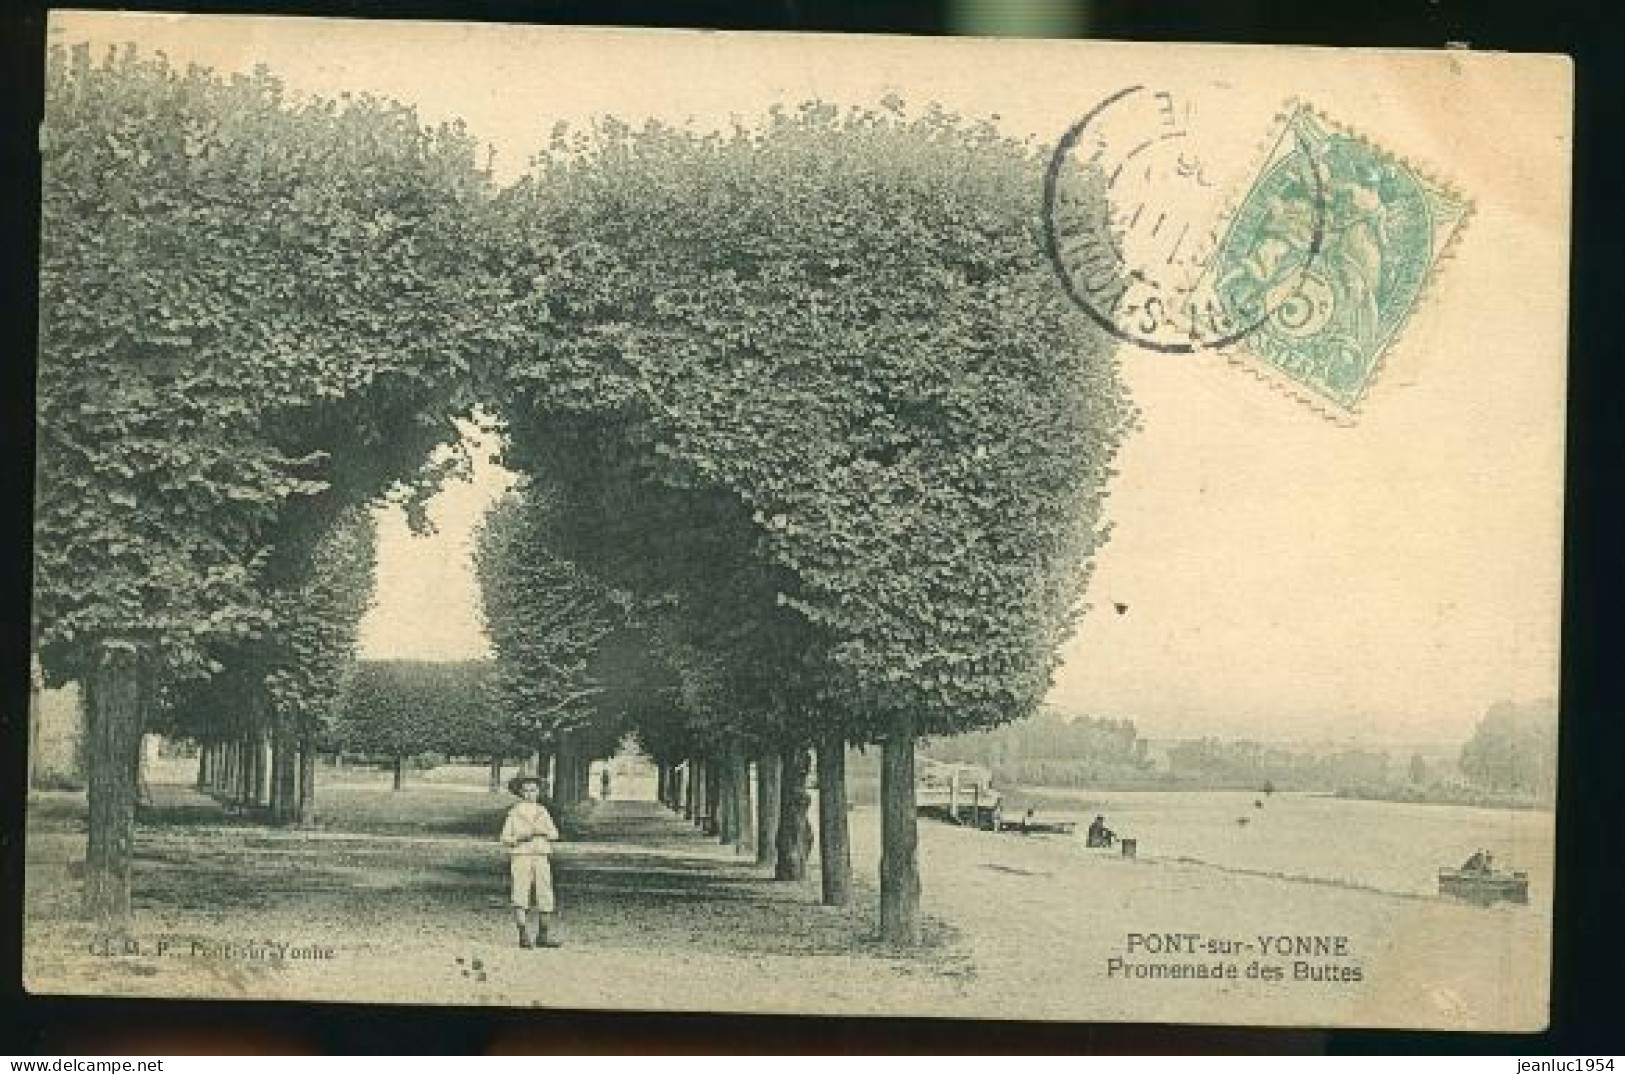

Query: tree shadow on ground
[131,782,514,838]
[545,803,969,965]
[44,789,969,973]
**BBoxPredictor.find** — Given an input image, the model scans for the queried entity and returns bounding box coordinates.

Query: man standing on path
[501,776,562,949]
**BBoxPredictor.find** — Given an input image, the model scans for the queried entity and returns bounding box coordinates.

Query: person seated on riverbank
[1086,815,1116,848]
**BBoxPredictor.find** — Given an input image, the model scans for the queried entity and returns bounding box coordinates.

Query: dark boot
[536,912,562,948]
[516,922,533,949]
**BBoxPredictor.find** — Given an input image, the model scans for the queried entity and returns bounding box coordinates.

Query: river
[1030,787,1555,901]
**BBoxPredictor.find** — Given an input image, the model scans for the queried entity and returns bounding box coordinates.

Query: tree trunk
[281,734,298,819]
[817,736,852,906]
[195,741,210,791]
[267,724,284,820]
[554,732,576,806]
[730,748,754,856]
[27,660,43,792]
[250,736,261,804]
[682,759,697,820]
[693,757,708,826]
[392,755,405,792]
[135,733,155,811]
[239,732,258,808]
[703,758,722,836]
[693,757,706,832]
[297,735,317,827]
[775,746,813,881]
[270,710,297,825]
[83,639,148,930]
[718,752,738,844]
[488,755,503,794]
[756,752,782,867]
[257,731,273,807]
[880,713,922,945]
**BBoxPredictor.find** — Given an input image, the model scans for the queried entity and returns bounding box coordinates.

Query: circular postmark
[1043,85,1329,354]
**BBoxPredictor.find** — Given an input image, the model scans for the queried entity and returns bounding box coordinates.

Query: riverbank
[24,780,1550,1030]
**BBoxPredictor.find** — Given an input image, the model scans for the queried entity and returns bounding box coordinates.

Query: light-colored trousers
[509,854,555,911]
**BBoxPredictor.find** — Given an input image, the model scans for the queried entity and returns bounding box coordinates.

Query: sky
[51,13,1571,744]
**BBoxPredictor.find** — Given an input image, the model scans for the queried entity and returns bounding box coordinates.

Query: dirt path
[841,804,1550,1029]
[24,792,974,1018]
[25,788,1547,1028]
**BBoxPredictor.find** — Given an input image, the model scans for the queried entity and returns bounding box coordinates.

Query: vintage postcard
[26,12,1569,1030]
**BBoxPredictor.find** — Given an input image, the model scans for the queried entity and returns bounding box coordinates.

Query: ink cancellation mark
[1044,92,1468,420]
[1043,85,1329,354]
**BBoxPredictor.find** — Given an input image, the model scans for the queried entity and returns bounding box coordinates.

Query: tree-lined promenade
[34,45,1130,943]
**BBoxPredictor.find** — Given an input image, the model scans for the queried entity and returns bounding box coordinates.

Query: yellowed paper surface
[27,11,1568,1030]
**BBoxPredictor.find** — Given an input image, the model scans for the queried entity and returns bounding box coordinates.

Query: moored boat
[916,758,1002,829]
[1438,867,1529,905]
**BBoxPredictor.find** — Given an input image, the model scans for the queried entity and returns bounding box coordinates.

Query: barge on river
[1438,867,1529,905]
[916,758,1003,829]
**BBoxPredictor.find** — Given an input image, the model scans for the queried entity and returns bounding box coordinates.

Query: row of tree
[1162,738,1394,790]
[918,700,1557,801]
[1458,700,1557,802]
[925,709,1151,785]
[35,47,1131,941]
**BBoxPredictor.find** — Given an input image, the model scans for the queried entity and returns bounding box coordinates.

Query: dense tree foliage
[37,45,497,918]
[474,103,1130,937]
[1164,738,1394,791]
[1459,700,1557,801]
[925,709,1151,784]
[38,47,1130,938]
[472,490,628,750]
[166,511,376,820]
[330,660,504,771]
[36,45,496,689]
[260,511,378,751]
[489,103,1130,743]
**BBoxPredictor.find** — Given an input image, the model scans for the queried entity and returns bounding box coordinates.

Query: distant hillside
[914,700,1558,808]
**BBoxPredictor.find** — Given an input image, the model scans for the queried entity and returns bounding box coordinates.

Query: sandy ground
[23,775,1550,1030]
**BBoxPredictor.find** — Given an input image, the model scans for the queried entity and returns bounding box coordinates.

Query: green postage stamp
[1210,105,1472,417]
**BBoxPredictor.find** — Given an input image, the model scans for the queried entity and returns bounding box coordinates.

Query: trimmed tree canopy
[36,44,496,687]
[330,659,507,760]
[38,45,1131,933]
[472,489,628,746]
[491,102,1131,739]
